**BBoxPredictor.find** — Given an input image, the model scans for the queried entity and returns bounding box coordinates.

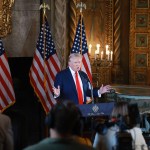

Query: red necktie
[75,72,83,104]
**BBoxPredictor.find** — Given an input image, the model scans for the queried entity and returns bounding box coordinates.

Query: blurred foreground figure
[24,101,94,150]
[93,102,148,150]
[0,113,14,150]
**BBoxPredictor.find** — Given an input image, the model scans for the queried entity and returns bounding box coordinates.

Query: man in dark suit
[53,53,111,104]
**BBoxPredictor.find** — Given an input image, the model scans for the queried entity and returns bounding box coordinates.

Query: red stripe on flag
[43,66,53,92]
[0,56,13,86]
[0,88,9,106]
[31,61,45,89]
[82,56,92,83]
[1,75,15,102]
[50,55,60,72]
[30,74,49,113]
[46,61,55,82]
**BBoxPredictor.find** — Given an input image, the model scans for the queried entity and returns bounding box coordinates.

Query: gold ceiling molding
[0,0,14,37]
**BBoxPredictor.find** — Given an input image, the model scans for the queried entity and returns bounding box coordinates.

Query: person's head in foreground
[24,100,94,150]
[45,100,82,137]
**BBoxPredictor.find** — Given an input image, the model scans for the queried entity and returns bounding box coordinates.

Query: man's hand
[99,84,111,94]
[53,85,60,96]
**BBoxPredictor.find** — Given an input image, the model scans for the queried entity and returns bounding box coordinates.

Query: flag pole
[39,3,51,137]
[39,3,50,91]
[76,2,86,55]
[76,3,94,104]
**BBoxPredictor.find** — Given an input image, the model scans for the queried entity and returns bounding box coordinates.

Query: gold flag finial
[10,0,15,7]
[39,3,50,15]
[76,2,86,13]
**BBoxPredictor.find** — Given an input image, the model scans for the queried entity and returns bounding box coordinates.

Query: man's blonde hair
[68,53,82,62]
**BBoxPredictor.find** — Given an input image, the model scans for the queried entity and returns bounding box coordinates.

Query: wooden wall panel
[130,0,150,85]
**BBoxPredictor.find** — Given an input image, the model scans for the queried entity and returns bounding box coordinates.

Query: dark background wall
[4,57,46,150]
[120,0,130,84]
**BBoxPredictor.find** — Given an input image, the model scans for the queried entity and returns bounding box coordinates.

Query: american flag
[0,39,15,112]
[29,16,61,113]
[71,15,92,83]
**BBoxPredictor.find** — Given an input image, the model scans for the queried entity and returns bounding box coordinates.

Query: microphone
[89,81,94,104]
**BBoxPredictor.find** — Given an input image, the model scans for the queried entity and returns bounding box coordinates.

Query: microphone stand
[87,77,94,104]
[79,71,94,104]
[90,83,94,104]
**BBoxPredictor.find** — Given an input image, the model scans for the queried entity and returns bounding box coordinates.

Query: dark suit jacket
[54,67,99,104]
[0,113,14,150]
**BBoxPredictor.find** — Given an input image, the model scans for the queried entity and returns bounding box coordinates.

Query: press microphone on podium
[79,72,94,104]
[87,78,94,104]
[88,80,94,104]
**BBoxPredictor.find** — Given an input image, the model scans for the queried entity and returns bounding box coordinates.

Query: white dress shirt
[69,67,84,103]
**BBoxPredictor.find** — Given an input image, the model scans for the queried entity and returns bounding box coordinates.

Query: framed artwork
[134,72,147,83]
[136,0,149,8]
[135,53,148,67]
[135,33,148,48]
[135,13,149,28]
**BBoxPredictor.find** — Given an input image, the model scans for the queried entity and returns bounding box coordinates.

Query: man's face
[69,57,82,72]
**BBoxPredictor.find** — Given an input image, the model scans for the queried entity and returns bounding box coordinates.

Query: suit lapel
[66,68,77,95]
[79,71,87,90]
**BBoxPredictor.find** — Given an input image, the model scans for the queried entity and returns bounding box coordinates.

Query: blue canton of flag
[71,16,88,55]
[37,19,56,59]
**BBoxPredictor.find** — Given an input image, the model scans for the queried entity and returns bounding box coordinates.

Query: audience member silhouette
[93,101,148,150]
[0,113,14,150]
[126,103,148,150]
[71,104,92,146]
[23,101,94,150]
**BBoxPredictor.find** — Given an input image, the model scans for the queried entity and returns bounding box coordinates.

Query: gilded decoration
[134,72,147,83]
[130,0,150,85]
[135,53,148,67]
[0,0,14,37]
[136,0,149,8]
[135,13,149,28]
[135,33,148,48]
